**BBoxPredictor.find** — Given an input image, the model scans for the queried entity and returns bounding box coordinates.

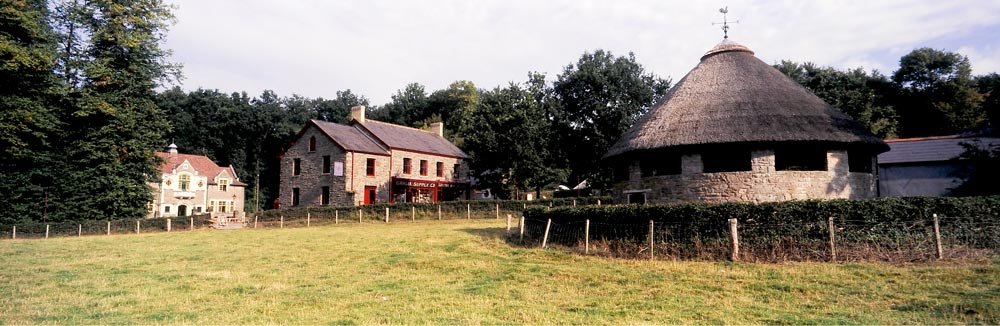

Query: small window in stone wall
[292,188,300,206]
[702,150,751,173]
[848,149,873,173]
[641,154,681,177]
[775,146,827,171]
[366,158,376,176]
[613,163,630,182]
[293,158,302,176]
[308,136,316,152]
[627,192,646,205]
[323,155,331,174]
[321,186,330,205]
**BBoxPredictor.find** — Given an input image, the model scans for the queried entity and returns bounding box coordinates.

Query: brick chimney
[350,105,366,123]
[430,122,443,137]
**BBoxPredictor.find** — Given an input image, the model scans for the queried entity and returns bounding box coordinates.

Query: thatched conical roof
[604,39,888,159]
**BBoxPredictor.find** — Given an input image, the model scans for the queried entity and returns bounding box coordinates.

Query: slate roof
[311,120,390,156]
[359,120,469,158]
[878,136,1000,164]
[155,152,245,186]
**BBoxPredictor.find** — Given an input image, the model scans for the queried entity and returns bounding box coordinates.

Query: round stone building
[603,39,889,204]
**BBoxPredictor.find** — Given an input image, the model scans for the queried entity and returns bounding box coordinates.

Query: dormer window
[178,174,191,191]
[219,179,229,192]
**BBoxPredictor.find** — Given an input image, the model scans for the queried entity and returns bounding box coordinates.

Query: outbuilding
[603,39,889,204]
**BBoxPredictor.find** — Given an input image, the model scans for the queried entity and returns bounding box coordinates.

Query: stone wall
[280,125,358,207]
[614,149,877,204]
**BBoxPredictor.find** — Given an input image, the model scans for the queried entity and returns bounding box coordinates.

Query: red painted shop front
[390,177,470,204]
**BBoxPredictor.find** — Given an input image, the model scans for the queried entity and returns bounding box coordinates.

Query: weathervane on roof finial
[712,6,739,39]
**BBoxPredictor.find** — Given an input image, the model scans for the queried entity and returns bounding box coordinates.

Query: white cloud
[163,0,1000,104]
[957,46,1000,76]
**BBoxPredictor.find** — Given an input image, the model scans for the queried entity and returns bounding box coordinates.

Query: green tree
[315,89,370,124]
[465,80,563,199]
[0,0,62,224]
[551,50,670,188]
[370,83,429,126]
[892,48,985,136]
[975,73,1000,132]
[775,61,899,138]
[51,0,179,220]
[426,80,479,145]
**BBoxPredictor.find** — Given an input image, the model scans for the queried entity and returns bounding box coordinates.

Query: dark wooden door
[364,186,377,205]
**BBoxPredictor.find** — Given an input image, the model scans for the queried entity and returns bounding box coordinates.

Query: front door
[178,205,188,217]
[364,186,377,205]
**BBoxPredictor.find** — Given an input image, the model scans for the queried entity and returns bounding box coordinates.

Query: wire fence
[0,214,213,240]
[515,215,1000,263]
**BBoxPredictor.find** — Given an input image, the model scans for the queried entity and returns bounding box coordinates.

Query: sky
[162,0,1000,105]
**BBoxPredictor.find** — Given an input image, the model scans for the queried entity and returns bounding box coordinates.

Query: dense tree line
[1,0,175,224]
[4,0,998,225]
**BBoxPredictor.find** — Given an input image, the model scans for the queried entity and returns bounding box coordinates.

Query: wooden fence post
[78,224,82,237]
[542,218,552,248]
[280,215,284,228]
[467,204,470,219]
[933,213,943,260]
[384,207,389,223]
[11,226,14,239]
[411,206,415,221]
[495,204,499,219]
[335,210,339,224]
[506,214,512,232]
[136,220,140,234]
[189,217,194,230]
[728,218,739,262]
[107,221,111,235]
[519,216,525,242]
[437,204,441,220]
[585,219,590,254]
[46,225,50,239]
[573,199,576,207]
[167,218,172,232]
[254,215,259,228]
[358,209,362,223]
[597,199,601,206]
[307,212,311,227]
[523,203,526,210]
[827,216,837,262]
[649,220,654,260]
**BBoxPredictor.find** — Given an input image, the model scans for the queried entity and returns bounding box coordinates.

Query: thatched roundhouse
[603,39,889,204]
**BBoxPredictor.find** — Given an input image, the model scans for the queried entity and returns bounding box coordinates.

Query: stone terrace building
[280,106,470,207]
[603,39,889,204]
[150,144,247,218]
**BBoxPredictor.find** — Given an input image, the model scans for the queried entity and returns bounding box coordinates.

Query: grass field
[1,219,998,324]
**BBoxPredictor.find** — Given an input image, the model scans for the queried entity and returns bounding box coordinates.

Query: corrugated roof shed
[878,136,1000,164]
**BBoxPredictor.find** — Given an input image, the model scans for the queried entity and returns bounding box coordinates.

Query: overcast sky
[163,0,1000,105]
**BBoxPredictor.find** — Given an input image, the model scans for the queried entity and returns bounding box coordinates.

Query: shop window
[308,136,316,152]
[702,150,751,173]
[366,158,376,176]
[403,158,412,174]
[436,162,444,177]
[640,154,681,177]
[848,150,873,173]
[419,160,428,176]
[292,188,300,206]
[323,155,331,174]
[293,158,301,176]
[776,147,827,171]
[321,186,330,205]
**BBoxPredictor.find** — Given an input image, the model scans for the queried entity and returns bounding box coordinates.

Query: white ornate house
[148,144,246,219]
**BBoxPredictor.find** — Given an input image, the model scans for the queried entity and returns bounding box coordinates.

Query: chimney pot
[350,105,366,123]
[430,122,444,137]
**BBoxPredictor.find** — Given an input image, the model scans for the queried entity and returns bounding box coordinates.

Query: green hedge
[521,196,1000,261]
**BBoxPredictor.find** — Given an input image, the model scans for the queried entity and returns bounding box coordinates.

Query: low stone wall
[615,149,877,204]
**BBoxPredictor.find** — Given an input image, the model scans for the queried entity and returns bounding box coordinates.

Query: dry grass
[1,219,998,324]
